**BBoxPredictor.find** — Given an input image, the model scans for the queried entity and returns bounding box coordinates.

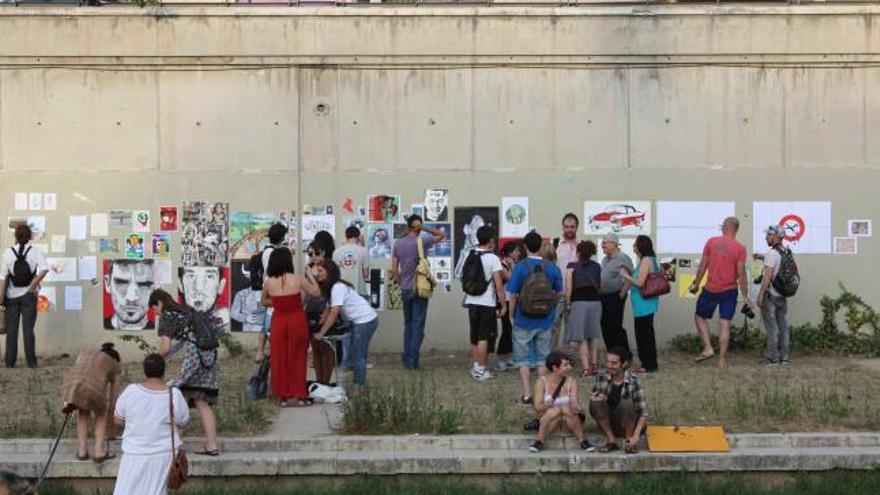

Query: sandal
[625,442,638,454]
[76,453,90,461]
[694,352,715,363]
[598,442,619,453]
[195,448,220,456]
[92,452,116,464]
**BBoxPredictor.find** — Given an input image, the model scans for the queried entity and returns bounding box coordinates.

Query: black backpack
[187,309,220,352]
[249,247,272,291]
[461,250,491,296]
[9,246,36,288]
[772,246,800,298]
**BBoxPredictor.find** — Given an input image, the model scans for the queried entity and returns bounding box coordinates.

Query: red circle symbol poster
[778,214,806,243]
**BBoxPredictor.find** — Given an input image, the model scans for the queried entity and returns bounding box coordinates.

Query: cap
[601,233,620,245]
[765,225,785,237]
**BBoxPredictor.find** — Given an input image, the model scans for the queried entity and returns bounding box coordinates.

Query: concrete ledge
[1,433,878,478]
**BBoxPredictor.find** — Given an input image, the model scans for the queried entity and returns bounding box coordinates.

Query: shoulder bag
[639,258,670,299]
[167,388,189,490]
[414,235,436,299]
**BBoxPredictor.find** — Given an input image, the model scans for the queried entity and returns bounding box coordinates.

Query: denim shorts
[513,327,553,369]
[696,288,738,321]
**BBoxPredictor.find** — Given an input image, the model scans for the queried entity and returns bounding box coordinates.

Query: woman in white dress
[113,353,189,495]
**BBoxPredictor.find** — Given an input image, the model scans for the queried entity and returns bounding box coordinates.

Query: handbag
[167,388,189,490]
[639,259,670,299]
[414,235,436,299]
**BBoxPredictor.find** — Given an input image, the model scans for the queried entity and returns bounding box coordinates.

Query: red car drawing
[588,204,646,232]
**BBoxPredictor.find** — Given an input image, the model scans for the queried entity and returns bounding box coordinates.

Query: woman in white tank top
[528,352,593,453]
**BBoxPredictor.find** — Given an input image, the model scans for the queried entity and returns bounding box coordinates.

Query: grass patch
[341,377,464,434]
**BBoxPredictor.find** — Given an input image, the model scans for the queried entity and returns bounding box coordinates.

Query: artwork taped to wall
[45,257,77,283]
[656,201,736,254]
[155,260,173,286]
[132,210,151,233]
[847,219,872,238]
[411,204,425,219]
[367,223,393,261]
[103,259,157,331]
[453,207,499,279]
[28,193,42,211]
[584,201,651,236]
[424,223,452,258]
[276,210,298,252]
[343,215,367,247]
[660,258,677,282]
[151,233,171,260]
[51,235,66,254]
[393,223,409,240]
[833,237,857,255]
[678,273,708,300]
[230,260,266,333]
[752,201,831,254]
[301,214,335,244]
[181,202,230,267]
[27,216,46,240]
[91,213,109,237]
[178,266,231,333]
[423,189,449,222]
[98,238,120,255]
[14,193,27,211]
[160,206,179,232]
[367,195,402,224]
[109,210,133,229]
[501,197,529,238]
[44,193,57,211]
[386,276,403,310]
[230,211,275,260]
[124,233,145,259]
[429,257,452,285]
[37,286,56,312]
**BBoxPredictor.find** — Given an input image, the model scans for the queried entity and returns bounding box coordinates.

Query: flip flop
[76,453,90,461]
[92,452,116,464]
[598,443,619,453]
[694,352,715,363]
[195,448,220,456]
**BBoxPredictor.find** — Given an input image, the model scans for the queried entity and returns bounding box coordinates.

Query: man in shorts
[690,217,755,368]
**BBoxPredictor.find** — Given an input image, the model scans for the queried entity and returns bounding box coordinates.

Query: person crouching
[589,346,649,453]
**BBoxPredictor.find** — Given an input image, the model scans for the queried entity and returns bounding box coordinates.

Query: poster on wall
[678,273,708,299]
[423,189,449,222]
[367,195,402,223]
[178,266,230,333]
[159,206,179,232]
[181,202,229,267]
[453,207,499,279]
[98,238,120,255]
[132,210,151,233]
[385,276,403,310]
[833,237,857,255]
[230,211,275,260]
[656,201,736,254]
[45,257,77,283]
[429,257,452,286]
[103,259,156,330]
[301,214,336,245]
[847,219,872,238]
[367,223,393,260]
[109,210,133,229]
[424,223,452,258]
[229,260,265,333]
[27,216,46,240]
[393,223,409,240]
[125,233,145,259]
[343,214,367,246]
[584,201,651,236]
[37,287,56,312]
[501,197,529,238]
[276,210,297,251]
[151,233,171,260]
[752,201,832,254]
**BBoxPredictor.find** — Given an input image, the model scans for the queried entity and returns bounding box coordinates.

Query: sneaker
[496,360,515,371]
[469,368,481,379]
[520,395,534,406]
[580,440,595,452]
[529,440,545,453]
[475,369,493,382]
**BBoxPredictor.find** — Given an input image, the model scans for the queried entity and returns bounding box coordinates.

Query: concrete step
[0,433,878,478]
[2,432,878,455]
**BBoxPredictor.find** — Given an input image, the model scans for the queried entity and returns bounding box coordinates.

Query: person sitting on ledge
[589,346,649,454]
[528,352,592,453]
[0,471,36,495]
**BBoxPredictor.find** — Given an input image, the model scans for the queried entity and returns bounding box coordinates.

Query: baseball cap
[765,225,785,237]
[601,233,620,245]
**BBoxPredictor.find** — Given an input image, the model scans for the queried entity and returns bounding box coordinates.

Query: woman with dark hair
[311,259,379,394]
[528,352,591,453]
[312,231,336,258]
[495,241,523,370]
[61,342,123,462]
[564,241,603,377]
[148,288,220,455]
[304,242,334,384]
[113,354,189,495]
[619,235,660,373]
[261,248,320,407]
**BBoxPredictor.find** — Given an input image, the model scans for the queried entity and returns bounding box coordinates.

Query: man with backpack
[754,225,798,365]
[252,223,287,363]
[0,224,49,368]
[506,231,564,404]
[461,226,506,381]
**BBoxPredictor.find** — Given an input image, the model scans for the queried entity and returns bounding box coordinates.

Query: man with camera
[689,217,755,369]
[753,225,793,365]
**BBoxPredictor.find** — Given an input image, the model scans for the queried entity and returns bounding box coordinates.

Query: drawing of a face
[105,260,155,330]
[373,229,388,243]
[179,266,226,312]
[424,190,448,221]
[505,204,526,225]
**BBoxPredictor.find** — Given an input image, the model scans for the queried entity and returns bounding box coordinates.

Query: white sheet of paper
[656,201,736,254]
[155,260,173,285]
[78,256,97,281]
[69,215,88,240]
[88,241,97,254]
[45,257,77,282]
[14,193,28,211]
[752,201,832,254]
[51,235,66,253]
[90,213,109,237]
[29,193,42,210]
[301,214,336,243]
[64,286,83,311]
[44,193,57,211]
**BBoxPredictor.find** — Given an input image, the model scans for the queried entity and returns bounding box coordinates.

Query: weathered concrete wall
[0,6,879,359]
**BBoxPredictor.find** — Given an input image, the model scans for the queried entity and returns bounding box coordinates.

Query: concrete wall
[1,6,879,359]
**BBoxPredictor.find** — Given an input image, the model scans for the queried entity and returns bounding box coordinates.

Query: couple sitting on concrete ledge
[529,347,648,454]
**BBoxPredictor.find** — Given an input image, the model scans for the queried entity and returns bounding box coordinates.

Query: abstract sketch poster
[181,202,230,267]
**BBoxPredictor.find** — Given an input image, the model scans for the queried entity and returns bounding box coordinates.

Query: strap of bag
[416,234,426,261]
[13,245,30,261]
[551,377,566,400]
[168,387,176,457]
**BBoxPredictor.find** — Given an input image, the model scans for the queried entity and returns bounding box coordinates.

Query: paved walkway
[269,403,343,438]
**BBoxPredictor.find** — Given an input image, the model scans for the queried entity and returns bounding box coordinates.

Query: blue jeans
[402,289,429,368]
[351,317,379,390]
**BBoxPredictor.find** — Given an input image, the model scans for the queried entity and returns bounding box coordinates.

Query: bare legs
[195,400,219,452]
[695,315,731,368]
[75,409,110,458]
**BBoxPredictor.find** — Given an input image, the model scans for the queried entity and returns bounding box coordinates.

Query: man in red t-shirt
[689,217,755,368]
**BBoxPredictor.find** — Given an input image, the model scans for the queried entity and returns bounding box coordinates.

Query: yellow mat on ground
[646,426,731,452]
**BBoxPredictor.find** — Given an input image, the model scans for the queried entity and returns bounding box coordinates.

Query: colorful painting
[178,266,231,333]
[367,195,402,223]
[230,211,275,260]
[584,201,652,236]
[181,202,229,267]
[159,206,178,232]
[132,210,151,233]
[103,259,156,330]
[367,223,393,260]
[151,233,171,260]
[124,233,145,259]
[99,238,120,255]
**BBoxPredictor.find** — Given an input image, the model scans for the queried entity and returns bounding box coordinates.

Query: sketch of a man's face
[179,266,226,312]
[424,190,448,220]
[373,229,389,243]
[506,204,526,225]
[105,260,156,330]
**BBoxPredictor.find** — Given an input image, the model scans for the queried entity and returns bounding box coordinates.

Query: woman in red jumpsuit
[261,247,320,407]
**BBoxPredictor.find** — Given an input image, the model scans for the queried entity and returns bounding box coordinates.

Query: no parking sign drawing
[753,202,831,254]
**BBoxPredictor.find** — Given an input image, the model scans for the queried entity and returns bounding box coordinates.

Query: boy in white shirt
[462,226,507,381]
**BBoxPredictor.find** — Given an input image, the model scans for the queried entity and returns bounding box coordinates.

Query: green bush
[341,377,463,435]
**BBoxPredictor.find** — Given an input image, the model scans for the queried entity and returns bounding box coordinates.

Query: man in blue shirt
[506,231,564,404]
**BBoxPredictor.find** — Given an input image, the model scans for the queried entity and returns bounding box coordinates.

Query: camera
[741,304,755,320]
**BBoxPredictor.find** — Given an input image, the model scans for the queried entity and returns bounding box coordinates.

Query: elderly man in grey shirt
[599,234,634,352]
